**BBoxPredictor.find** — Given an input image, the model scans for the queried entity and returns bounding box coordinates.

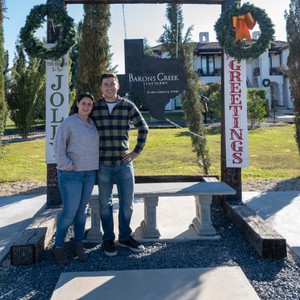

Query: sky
[3,0,291,74]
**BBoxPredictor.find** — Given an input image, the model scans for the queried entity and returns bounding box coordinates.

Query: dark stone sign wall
[118,39,186,120]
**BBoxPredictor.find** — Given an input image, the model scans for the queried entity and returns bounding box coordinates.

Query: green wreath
[20,3,76,60]
[214,2,275,61]
[262,78,271,87]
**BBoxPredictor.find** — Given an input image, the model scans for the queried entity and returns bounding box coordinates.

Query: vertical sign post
[220,0,242,201]
[46,0,66,207]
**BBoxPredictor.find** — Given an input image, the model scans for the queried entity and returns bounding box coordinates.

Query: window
[201,55,215,76]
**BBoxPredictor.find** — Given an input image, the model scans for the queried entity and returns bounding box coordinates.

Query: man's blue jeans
[97,163,134,241]
[55,170,96,247]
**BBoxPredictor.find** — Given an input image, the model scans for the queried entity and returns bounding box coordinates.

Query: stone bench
[88,181,236,240]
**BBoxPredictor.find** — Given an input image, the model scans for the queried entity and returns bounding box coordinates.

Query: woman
[53,93,99,264]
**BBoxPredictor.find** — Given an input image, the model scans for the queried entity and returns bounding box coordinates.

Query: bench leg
[140,196,161,238]
[86,196,103,242]
[192,195,217,236]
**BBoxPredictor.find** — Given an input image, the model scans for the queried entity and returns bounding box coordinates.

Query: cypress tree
[76,4,111,98]
[0,0,6,154]
[181,44,211,174]
[158,4,211,174]
[285,0,300,156]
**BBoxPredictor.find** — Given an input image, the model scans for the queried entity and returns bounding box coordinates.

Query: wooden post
[46,0,65,207]
[220,0,242,202]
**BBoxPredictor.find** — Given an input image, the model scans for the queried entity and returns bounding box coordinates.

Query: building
[152,32,292,111]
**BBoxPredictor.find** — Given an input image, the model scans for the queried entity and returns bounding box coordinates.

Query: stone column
[192,195,216,236]
[46,0,64,207]
[140,196,160,238]
[86,196,102,242]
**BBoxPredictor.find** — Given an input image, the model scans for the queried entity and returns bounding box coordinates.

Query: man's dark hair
[99,73,119,85]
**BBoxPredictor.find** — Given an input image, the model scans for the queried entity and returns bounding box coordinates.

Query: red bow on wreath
[232,12,256,42]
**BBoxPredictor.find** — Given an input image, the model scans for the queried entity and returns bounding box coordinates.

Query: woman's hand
[65,165,76,171]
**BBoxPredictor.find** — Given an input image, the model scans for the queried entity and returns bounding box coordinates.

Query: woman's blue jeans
[97,163,134,241]
[55,169,96,247]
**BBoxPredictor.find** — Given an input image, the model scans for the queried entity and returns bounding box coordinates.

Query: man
[92,73,149,256]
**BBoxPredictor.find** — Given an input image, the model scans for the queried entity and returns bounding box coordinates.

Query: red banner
[224,53,249,168]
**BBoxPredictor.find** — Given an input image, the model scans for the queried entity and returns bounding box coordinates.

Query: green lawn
[134,123,300,180]
[5,117,15,129]
[0,139,46,182]
[0,123,299,183]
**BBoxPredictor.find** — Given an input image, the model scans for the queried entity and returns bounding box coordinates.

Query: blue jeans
[97,163,134,241]
[55,170,96,247]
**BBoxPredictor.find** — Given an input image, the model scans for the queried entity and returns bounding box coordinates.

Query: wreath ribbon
[232,12,256,42]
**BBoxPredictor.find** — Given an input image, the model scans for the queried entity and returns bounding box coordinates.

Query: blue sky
[4,0,290,73]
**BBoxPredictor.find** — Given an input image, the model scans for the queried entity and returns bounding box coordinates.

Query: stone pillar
[86,196,103,242]
[140,196,160,238]
[46,164,61,207]
[46,0,64,207]
[221,0,242,202]
[192,195,216,235]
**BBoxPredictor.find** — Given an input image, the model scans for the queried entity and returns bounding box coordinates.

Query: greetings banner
[224,53,249,168]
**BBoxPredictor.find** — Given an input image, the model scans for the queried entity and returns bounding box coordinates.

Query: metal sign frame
[64,0,226,4]
[46,0,241,206]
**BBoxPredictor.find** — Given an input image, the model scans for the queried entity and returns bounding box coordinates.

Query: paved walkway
[0,194,46,262]
[243,191,300,257]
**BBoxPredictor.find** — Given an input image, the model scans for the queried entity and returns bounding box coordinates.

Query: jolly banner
[45,50,69,164]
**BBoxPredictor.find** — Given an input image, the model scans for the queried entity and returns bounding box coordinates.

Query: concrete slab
[275,114,294,123]
[50,267,259,300]
[0,194,46,262]
[243,191,300,257]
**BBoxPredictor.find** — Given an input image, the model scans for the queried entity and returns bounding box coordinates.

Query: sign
[224,53,249,168]
[45,50,69,163]
[118,39,186,120]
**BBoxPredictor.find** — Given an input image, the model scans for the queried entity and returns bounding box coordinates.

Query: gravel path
[1,180,300,299]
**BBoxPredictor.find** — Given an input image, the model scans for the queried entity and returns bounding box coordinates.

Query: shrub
[206,82,222,121]
[247,88,268,128]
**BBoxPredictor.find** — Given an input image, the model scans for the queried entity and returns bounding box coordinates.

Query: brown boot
[53,247,68,264]
[73,242,88,262]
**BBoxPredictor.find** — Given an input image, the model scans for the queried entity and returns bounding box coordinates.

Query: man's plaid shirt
[92,96,149,166]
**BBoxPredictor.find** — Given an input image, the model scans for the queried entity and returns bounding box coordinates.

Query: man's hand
[122,151,139,163]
